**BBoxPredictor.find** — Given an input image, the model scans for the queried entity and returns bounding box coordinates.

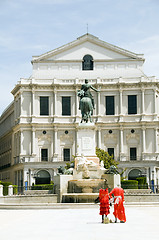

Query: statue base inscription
[76,123,96,156]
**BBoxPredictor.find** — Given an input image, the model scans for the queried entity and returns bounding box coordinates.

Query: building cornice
[10,77,159,96]
[35,58,141,64]
[31,34,145,64]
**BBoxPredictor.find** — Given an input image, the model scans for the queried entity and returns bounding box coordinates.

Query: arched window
[35,170,51,184]
[128,169,142,180]
[82,55,93,70]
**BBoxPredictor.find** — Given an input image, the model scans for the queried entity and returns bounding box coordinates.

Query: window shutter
[40,97,49,115]
[64,149,70,161]
[106,96,114,115]
[128,95,137,114]
[62,97,71,116]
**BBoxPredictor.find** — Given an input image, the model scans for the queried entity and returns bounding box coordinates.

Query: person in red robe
[109,186,126,223]
[99,188,110,223]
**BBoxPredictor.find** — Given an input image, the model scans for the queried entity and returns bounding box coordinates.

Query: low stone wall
[24,190,51,195]
[124,189,151,195]
[62,193,159,203]
[0,193,158,204]
[0,194,58,204]
[125,194,159,202]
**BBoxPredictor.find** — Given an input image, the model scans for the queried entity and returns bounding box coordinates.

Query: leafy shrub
[136,177,148,189]
[31,184,54,191]
[96,147,118,169]
[65,160,75,170]
[121,180,138,189]
[13,185,18,195]
[1,182,12,195]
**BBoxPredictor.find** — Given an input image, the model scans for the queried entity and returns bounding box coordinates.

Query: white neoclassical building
[0,33,159,190]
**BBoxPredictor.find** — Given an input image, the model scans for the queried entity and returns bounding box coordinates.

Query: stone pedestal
[8,185,13,196]
[0,185,3,196]
[101,174,121,190]
[76,123,96,156]
[54,175,73,202]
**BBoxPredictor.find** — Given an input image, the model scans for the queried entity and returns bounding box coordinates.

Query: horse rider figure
[79,79,99,110]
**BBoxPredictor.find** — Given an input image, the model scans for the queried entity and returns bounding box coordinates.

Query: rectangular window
[63,148,70,161]
[130,148,137,160]
[106,96,114,115]
[62,97,71,116]
[128,95,137,114]
[40,97,49,115]
[108,148,114,159]
[41,149,48,161]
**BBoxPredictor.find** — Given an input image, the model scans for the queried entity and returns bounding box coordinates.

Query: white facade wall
[0,34,159,190]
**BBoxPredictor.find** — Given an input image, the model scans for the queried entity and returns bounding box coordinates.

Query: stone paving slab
[0,202,159,209]
[0,205,159,240]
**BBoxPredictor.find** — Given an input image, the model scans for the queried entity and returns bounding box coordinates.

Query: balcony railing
[119,156,143,161]
[13,156,70,164]
[13,154,158,165]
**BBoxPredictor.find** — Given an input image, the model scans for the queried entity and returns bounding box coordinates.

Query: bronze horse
[78,90,93,123]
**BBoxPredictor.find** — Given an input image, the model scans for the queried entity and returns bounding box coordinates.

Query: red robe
[109,187,126,222]
[99,188,110,216]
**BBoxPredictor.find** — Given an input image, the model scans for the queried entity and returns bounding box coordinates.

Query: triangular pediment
[32,34,144,63]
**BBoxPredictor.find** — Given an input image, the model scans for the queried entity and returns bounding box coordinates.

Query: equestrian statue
[78,79,99,123]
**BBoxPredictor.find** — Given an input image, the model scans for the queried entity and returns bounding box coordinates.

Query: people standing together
[97,186,126,224]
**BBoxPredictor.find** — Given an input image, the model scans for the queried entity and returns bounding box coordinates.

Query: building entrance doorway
[128,169,142,180]
[35,170,51,184]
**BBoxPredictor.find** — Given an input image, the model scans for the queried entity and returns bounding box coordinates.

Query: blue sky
[0,0,159,114]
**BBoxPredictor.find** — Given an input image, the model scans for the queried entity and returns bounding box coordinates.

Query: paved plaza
[0,205,159,240]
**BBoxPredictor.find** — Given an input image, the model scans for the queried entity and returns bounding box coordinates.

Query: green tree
[96,147,118,169]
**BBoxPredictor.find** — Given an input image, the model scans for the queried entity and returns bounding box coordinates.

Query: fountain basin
[62,193,99,203]
[68,179,107,193]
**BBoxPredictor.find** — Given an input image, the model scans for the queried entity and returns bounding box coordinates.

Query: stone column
[120,127,123,153]
[97,91,101,116]
[12,133,14,165]
[17,96,21,118]
[32,90,35,116]
[20,91,23,116]
[75,129,79,156]
[53,128,58,161]
[75,86,79,116]
[119,90,123,115]
[32,128,36,155]
[98,128,101,148]
[142,127,146,153]
[54,89,57,116]
[0,185,3,196]
[20,130,23,155]
[51,91,54,116]
[8,185,13,196]
[154,89,157,114]
[154,89,157,120]
[155,128,158,153]
[141,89,145,114]
[51,134,54,161]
